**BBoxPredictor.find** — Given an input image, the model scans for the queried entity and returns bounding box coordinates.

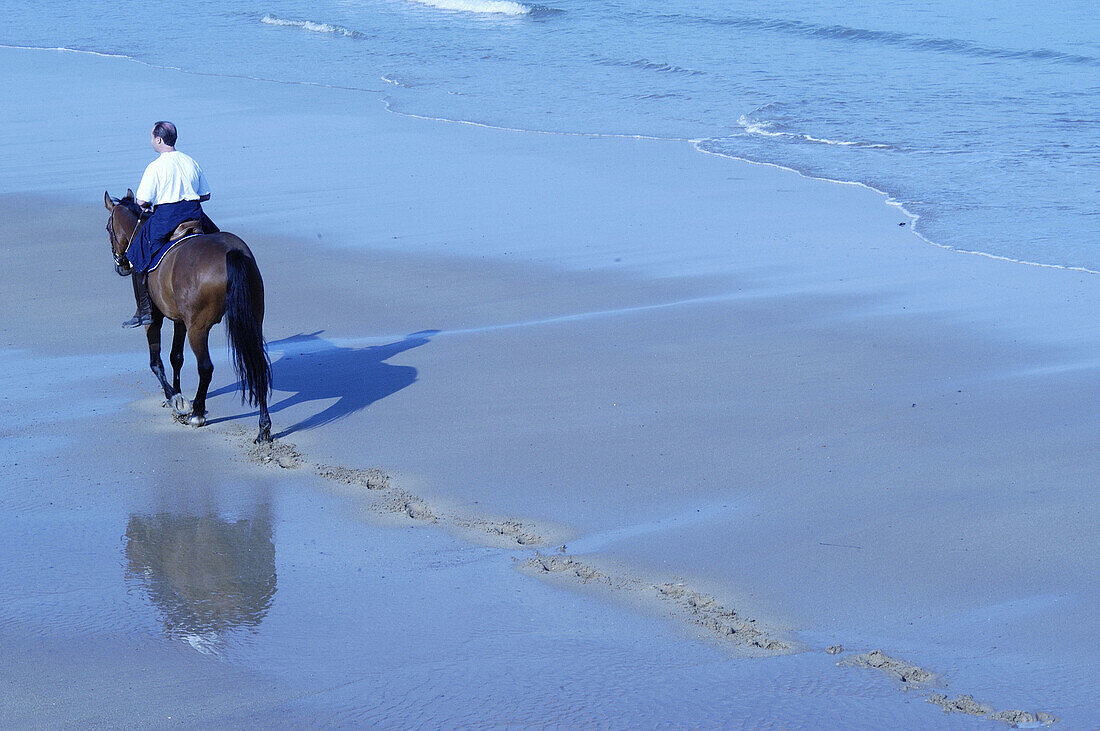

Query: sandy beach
[2,45,1097,727]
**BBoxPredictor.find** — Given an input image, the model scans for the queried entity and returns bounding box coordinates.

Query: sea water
[4,0,1098,270]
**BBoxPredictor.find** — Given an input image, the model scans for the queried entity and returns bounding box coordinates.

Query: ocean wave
[662,14,1100,67]
[624,92,689,100]
[737,115,892,149]
[260,15,367,39]
[405,0,541,16]
[593,55,706,77]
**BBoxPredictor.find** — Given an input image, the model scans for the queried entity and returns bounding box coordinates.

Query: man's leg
[200,211,219,233]
[122,269,153,328]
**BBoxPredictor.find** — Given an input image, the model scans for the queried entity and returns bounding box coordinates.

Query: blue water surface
[5,0,1098,269]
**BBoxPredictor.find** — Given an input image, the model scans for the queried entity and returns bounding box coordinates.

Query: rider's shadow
[207,330,436,438]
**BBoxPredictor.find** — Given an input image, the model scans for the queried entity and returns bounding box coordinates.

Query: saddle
[169,219,203,242]
[148,220,206,272]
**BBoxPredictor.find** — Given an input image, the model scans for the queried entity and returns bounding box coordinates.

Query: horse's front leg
[167,320,191,416]
[186,325,214,427]
[145,312,175,401]
[170,320,186,392]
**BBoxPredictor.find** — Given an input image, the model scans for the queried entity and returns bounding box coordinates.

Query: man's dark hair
[153,121,177,147]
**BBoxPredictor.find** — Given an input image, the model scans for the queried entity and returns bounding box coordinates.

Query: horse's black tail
[225,249,271,408]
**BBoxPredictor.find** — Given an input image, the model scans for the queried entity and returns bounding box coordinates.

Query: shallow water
[3,0,1097,271]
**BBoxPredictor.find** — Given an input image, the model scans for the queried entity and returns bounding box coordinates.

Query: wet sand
[0,200,961,726]
[2,45,1098,726]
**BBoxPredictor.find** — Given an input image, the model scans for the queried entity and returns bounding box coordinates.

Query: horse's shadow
[207,330,436,438]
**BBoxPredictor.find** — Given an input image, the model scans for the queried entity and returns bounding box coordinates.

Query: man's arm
[199,193,210,202]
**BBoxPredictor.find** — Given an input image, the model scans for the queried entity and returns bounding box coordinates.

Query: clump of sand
[231,429,1057,723]
[314,459,431,522]
[393,492,433,521]
[454,517,542,547]
[656,583,790,653]
[929,693,993,716]
[526,554,609,584]
[928,693,1057,727]
[244,439,304,469]
[841,652,1058,726]
[316,464,389,490]
[521,557,792,654]
[841,649,935,687]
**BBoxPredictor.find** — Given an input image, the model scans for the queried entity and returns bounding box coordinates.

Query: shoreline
[2,43,1096,725]
[8,42,1097,276]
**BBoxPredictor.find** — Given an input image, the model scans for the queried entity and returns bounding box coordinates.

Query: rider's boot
[122,271,154,328]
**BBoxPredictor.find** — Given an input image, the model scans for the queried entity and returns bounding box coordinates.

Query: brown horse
[104,190,272,442]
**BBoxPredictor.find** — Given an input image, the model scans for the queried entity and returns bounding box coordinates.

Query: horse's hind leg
[254,298,272,443]
[257,393,272,443]
[146,312,175,401]
[186,325,214,428]
[168,321,191,416]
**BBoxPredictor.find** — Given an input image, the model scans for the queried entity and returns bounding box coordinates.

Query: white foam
[737,115,890,149]
[693,138,1100,276]
[261,14,360,37]
[405,0,533,16]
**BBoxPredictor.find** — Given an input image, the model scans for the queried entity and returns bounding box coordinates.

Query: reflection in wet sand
[124,508,276,653]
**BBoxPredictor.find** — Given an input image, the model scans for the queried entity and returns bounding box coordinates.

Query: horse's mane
[118,197,143,218]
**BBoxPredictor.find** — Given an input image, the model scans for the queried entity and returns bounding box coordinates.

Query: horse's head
[104,189,143,276]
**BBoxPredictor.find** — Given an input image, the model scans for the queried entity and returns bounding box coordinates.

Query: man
[123,121,217,327]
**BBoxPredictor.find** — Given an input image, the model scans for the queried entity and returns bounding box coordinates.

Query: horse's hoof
[188,415,206,428]
[254,430,273,444]
[171,394,192,416]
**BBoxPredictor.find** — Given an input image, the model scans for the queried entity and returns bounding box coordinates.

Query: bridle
[106,202,147,276]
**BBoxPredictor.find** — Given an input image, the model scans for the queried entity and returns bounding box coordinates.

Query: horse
[104,190,273,443]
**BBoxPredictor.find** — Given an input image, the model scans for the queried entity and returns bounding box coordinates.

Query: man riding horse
[124,121,218,327]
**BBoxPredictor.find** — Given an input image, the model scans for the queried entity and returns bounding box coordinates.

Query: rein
[107,202,149,275]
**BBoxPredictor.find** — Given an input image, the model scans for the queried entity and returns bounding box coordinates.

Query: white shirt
[135,150,211,206]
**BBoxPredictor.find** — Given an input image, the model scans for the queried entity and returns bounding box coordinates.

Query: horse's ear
[125,188,135,200]
[105,191,117,210]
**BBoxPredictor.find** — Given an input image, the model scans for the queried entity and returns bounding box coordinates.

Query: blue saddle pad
[148,234,201,271]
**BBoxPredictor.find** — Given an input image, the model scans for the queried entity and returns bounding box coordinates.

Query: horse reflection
[125,508,276,651]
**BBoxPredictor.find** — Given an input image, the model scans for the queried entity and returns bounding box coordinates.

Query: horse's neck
[127,215,146,245]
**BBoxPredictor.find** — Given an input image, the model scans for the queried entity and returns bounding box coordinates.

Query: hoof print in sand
[845,651,1057,725]
[526,554,609,584]
[841,650,935,688]
[246,439,304,469]
[928,694,1057,727]
[404,499,432,521]
[316,464,390,490]
[929,693,994,717]
[657,583,789,653]
[468,519,541,546]
[489,520,541,546]
[379,490,433,522]
[989,709,1058,727]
